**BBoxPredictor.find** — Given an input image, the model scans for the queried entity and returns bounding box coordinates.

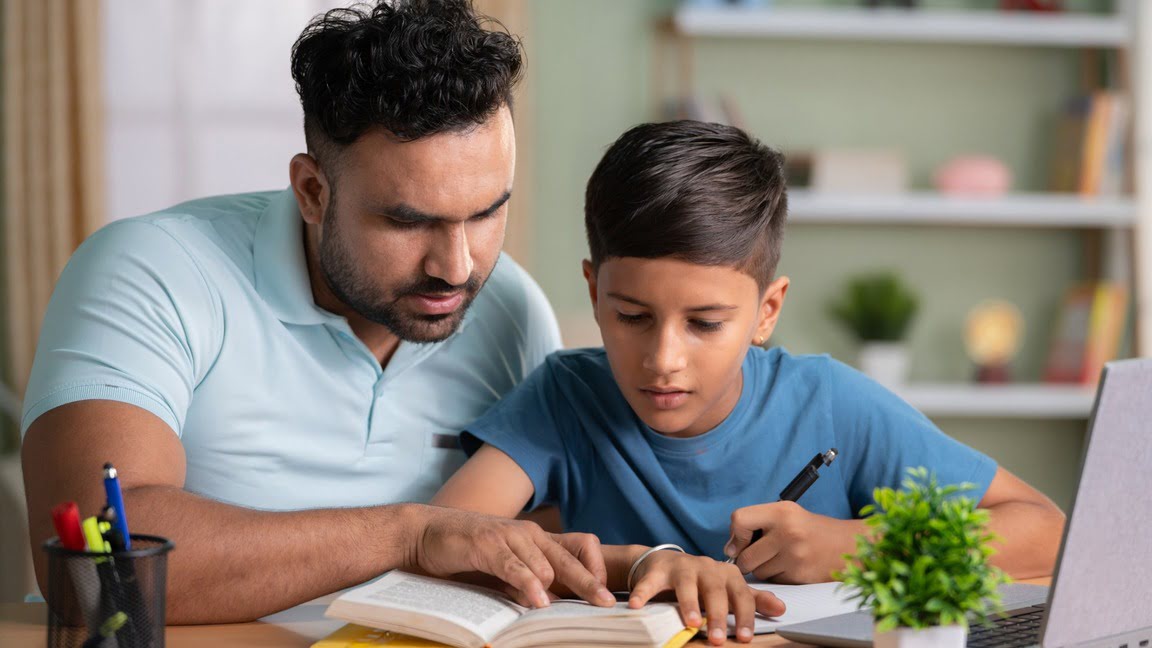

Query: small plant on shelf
[829,272,919,386]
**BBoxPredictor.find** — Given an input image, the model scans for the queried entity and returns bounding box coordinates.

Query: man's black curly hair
[291,0,523,165]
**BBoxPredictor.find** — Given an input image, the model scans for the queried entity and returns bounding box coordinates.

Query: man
[21,0,614,624]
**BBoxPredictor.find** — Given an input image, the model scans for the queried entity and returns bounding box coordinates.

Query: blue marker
[103,462,131,550]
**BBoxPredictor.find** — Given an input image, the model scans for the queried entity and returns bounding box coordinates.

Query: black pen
[725,448,838,565]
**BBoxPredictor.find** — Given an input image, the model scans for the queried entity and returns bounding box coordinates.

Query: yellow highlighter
[81,516,110,554]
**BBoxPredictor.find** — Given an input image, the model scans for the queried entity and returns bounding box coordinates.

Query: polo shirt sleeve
[826,359,998,517]
[460,355,587,512]
[21,220,223,438]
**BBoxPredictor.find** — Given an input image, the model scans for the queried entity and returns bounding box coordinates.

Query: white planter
[874,623,967,648]
[858,342,910,388]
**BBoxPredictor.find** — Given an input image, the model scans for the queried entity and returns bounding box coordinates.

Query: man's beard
[318,202,486,343]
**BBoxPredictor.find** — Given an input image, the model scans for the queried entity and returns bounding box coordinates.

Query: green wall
[527,0,1103,510]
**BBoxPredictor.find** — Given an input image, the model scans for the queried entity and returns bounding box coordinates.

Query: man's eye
[389,218,421,229]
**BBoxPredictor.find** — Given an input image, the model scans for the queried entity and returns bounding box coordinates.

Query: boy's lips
[640,386,691,410]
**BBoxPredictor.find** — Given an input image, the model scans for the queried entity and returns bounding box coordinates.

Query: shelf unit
[895,383,1097,419]
[788,190,1136,228]
[663,2,1143,419]
[673,6,1132,48]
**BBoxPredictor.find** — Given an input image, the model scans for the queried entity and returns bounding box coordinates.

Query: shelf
[673,6,1132,48]
[895,383,1096,418]
[786,191,1136,227]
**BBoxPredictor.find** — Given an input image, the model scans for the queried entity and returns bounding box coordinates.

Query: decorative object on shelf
[829,273,919,387]
[1000,0,1062,12]
[686,0,771,7]
[933,156,1012,197]
[1044,282,1128,385]
[811,149,908,195]
[836,467,1008,648]
[964,300,1024,383]
[782,151,813,188]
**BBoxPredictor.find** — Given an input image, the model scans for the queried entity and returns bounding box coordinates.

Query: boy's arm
[432,443,535,517]
[974,466,1066,578]
[725,466,1066,582]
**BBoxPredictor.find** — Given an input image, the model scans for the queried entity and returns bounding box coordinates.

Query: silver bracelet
[626,543,687,591]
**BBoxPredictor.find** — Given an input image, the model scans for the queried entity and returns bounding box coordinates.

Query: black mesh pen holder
[43,534,174,648]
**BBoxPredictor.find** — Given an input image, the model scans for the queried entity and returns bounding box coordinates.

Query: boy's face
[584,257,789,438]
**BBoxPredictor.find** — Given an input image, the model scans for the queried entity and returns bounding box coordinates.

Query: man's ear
[582,260,599,324]
[754,276,790,344]
[289,153,330,226]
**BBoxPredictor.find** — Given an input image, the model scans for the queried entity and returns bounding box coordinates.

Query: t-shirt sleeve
[461,356,585,512]
[827,359,998,517]
[21,220,222,437]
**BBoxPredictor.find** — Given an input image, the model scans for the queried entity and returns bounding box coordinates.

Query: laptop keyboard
[967,607,1045,647]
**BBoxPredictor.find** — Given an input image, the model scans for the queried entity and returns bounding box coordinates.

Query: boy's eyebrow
[379,191,512,223]
[606,292,738,312]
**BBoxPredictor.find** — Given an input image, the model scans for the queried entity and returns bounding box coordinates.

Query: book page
[498,601,688,648]
[332,571,525,642]
[725,581,862,636]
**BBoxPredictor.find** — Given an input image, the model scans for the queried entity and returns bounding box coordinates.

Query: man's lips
[408,292,465,315]
[640,386,691,410]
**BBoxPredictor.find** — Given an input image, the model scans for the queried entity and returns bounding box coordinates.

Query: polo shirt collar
[253,189,339,326]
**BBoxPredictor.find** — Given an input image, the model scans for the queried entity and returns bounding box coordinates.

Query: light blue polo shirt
[21,189,561,511]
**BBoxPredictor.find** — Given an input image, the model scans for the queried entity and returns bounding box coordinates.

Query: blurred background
[1,0,1146,601]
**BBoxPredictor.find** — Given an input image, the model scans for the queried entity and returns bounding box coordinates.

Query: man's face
[587,257,787,438]
[316,108,514,342]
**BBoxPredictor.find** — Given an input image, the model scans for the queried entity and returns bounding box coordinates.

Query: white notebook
[726,581,861,636]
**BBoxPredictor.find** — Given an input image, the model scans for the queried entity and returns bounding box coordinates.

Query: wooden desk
[0,578,1050,647]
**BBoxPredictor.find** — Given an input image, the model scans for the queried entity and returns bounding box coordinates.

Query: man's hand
[725,501,864,583]
[627,551,785,645]
[409,506,615,609]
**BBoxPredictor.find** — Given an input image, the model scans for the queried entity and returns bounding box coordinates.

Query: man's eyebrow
[606,292,737,312]
[381,191,512,223]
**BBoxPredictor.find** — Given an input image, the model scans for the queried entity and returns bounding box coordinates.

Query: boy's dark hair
[291,0,522,167]
[585,121,788,289]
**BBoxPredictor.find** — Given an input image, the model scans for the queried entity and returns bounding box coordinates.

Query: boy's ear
[582,260,599,324]
[754,276,790,345]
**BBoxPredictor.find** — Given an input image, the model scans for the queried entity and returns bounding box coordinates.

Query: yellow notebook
[319,571,697,648]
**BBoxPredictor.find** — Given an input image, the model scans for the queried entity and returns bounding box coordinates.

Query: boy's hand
[725,501,864,583]
[627,551,785,645]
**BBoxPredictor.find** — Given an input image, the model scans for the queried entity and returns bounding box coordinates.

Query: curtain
[2,0,104,414]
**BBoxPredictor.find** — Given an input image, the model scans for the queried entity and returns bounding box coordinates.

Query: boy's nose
[642,328,688,375]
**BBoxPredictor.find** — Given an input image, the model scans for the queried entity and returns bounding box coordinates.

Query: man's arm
[23,401,614,624]
[726,466,1067,582]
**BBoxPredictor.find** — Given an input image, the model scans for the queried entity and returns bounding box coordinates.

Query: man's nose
[424,223,474,287]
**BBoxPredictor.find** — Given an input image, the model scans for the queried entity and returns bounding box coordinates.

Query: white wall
[103,0,340,220]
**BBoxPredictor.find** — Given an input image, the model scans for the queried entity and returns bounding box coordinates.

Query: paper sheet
[726,581,862,635]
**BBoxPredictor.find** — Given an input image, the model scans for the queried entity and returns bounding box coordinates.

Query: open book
[321,571,696,648]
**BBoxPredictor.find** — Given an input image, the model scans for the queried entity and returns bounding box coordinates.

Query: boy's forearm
[985,501,1067,579]
[602,544,650,591]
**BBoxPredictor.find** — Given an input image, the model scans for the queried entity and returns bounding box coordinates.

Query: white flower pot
[858,342,910,388]
[873,623,967,648]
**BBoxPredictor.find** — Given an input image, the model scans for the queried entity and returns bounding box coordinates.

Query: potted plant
[829,272,919,387]
[836,467,1008,648]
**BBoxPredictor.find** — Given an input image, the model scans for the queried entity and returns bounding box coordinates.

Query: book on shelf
[1050,91,1130,197]
[1044,282,1128,385]
[314,571,696,648]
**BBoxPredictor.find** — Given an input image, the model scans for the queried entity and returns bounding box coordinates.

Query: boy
[433,121,1066,645]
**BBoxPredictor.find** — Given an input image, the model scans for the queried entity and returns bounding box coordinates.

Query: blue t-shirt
[463,346,997,560]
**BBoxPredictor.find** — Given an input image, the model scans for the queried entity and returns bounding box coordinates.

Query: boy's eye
[615,312,648,325]
[691,320,724,333]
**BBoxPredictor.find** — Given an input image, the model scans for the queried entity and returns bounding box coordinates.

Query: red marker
[51,501,87,551]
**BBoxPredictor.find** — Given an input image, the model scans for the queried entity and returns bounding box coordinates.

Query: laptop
[777,359,1152,648]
